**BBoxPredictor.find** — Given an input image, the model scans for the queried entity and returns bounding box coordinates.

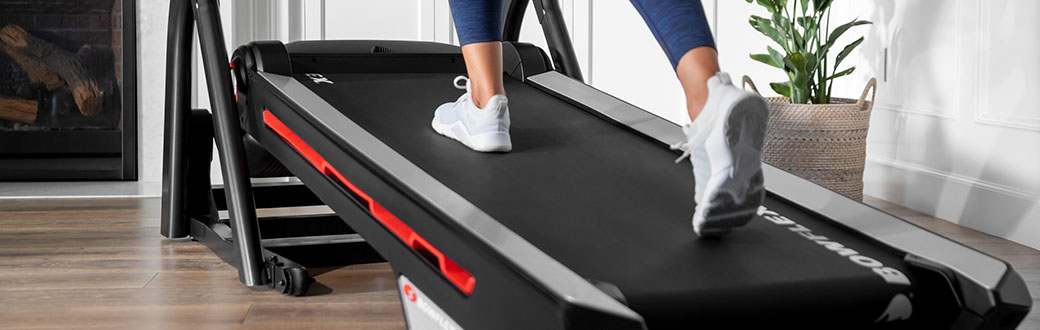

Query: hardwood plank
[0,198,158,211]
[1002,255,1040,269]
[242,302,405,330]
[0,258,230,272]
[862,197,929,218]
[0,244,217,261]
[0,269,156,291]
[964,242,1040,256]
[0,286,400,309]
[1025,306,1039,330]
[146,266,399,297]
[1018,268,1040,282]
[0,304,250,329]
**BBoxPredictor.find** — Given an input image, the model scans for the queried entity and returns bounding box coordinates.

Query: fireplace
[0,0,136,180]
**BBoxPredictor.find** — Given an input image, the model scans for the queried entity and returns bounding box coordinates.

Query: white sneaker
[672,72,769,237]
[432,76,512,152]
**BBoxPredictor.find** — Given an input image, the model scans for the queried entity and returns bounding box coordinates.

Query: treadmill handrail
[255,71,644,324]
[525,71,1010,292]
[502,0,584,81]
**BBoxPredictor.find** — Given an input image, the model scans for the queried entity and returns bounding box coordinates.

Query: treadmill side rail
[527,72,686,147]
[526,70,1032,326]
[263,110,478,294]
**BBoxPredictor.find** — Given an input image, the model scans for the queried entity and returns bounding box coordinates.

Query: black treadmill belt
[297,73,913,325]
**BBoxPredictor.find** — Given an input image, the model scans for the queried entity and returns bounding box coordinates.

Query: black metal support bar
[531,0,583,81]
[501,0,583,81]
[192,0,266,288]
[501,0,530,42]
[160,0,194,239]
[121,0,139,180]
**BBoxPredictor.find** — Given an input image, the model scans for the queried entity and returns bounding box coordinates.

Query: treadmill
[161,0,1032,328]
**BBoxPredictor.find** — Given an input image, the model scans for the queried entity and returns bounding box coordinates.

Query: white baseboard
[0,181,162,199]
[864,158,1040,251]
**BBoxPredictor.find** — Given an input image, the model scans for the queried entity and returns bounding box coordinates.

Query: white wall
[137,1,1039,249]
[135,0,169,185]
[135,0,233,185]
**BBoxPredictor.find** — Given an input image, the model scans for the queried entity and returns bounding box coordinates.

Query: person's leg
[628,0,717,122]
[631,0,768,236]
[461,42,505,108]
[449,0,506,108]
[675,47,719,121]
[432,0,511,152]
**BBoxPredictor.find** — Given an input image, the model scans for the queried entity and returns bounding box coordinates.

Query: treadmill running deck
[294,72,915,326]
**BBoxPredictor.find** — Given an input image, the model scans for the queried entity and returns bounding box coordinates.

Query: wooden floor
[0,197,1036,329]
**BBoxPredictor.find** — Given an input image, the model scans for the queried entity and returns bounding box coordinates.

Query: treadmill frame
[238,51,1033,328]
[162,0,1031,328]
[160,0,384,296]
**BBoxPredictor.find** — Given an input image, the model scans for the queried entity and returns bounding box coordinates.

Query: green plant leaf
[791,73,811,103]
[772,13,800,50]
[784,53,812,103]
[768,46,786,69]
[796,16,815,30]
[834,36,864,69]
[805,52,819,75]
[788,52,808,72]
[827,67,856,80]
[821,19,871,55]
[750,16,792,52]
[770,82,792,97]
[751,54,783,68]
[813,0,832,11]
[756,0,778,12]
[800,0,810,13]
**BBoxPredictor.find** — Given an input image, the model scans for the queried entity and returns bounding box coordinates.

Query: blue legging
[448,0,715,68]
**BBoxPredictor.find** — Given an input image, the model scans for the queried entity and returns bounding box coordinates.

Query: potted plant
[743,0,876,200]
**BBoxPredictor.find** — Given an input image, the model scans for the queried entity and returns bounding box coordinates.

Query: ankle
[471,87,505,109]
[686,98,706,122]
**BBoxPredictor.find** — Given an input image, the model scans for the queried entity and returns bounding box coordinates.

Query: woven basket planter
[742,76,877,201]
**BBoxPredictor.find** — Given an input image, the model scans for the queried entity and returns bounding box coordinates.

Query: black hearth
[0,0,136,180]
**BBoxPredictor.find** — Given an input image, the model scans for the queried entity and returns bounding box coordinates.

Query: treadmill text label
[758,206,912,286]
[306,73,334,85]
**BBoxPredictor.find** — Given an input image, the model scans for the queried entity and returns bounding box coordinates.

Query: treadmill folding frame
[161,0,1032,329]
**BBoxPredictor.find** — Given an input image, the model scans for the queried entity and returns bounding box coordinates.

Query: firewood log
[0,50,63,91]
[0,24,101,117]
[0,96,37,124]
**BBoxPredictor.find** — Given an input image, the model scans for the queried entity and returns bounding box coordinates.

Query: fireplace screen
[0,0,135,180]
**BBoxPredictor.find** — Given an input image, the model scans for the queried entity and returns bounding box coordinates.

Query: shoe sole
[432,119,512,153]
[696,96,769,237]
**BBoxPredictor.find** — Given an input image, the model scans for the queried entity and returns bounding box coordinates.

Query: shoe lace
[453,76,469,90]
[452,76,470,104]
[670,140,690,164]
[670,124,693,164]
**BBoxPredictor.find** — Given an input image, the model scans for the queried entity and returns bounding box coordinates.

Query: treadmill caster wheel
[265,256,313,296]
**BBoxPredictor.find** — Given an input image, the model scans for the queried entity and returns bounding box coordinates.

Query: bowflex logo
[757,206,911,286]
[758,206,913,323]
[403,284,417,302]
[400,277,463,330]
[306,73,334,85]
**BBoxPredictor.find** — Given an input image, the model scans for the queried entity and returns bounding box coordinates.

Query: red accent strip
[229,62,239,103]
[263,110,476,295]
